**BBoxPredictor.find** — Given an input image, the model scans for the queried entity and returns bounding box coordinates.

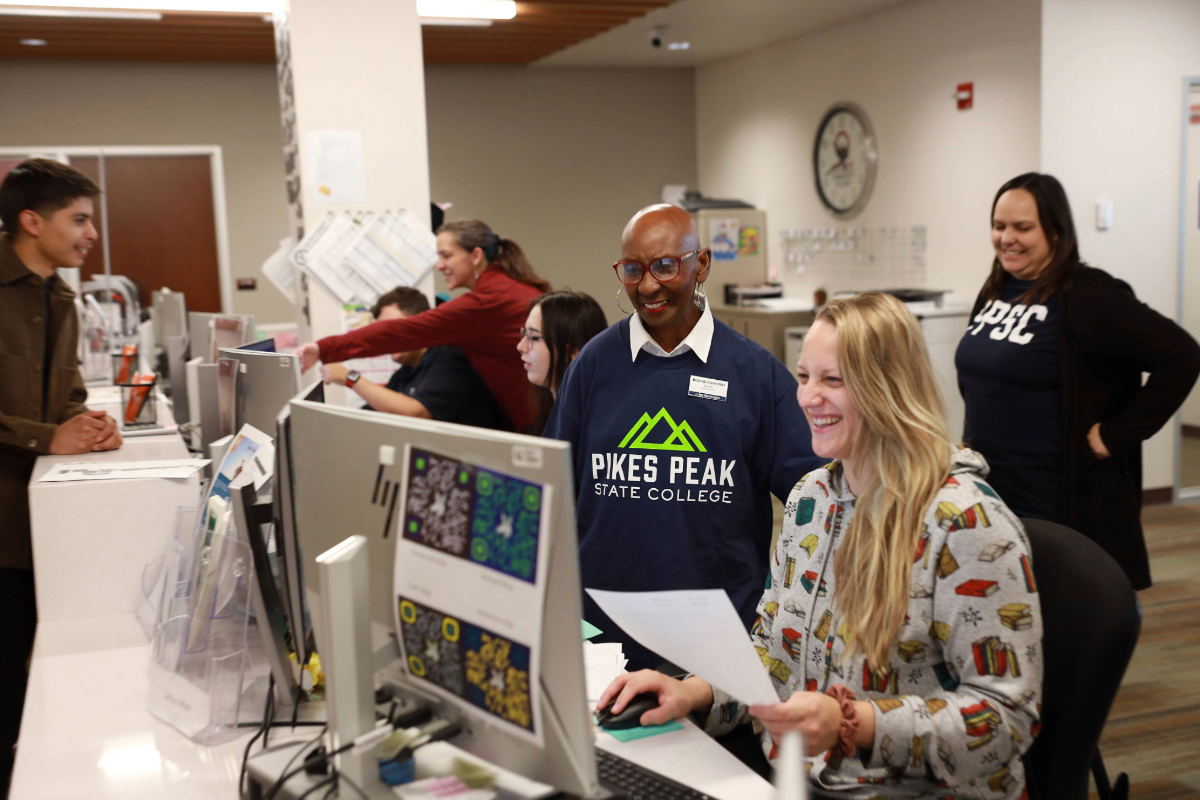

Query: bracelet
[824,685,859,758]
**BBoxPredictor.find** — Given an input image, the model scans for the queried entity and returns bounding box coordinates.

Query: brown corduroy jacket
[0,234,89,570]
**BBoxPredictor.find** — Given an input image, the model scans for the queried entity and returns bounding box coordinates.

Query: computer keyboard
[595,748,718,800]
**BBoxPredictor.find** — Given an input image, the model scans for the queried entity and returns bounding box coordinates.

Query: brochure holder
[145,489,303,740]
[145,503,258,744]
[119,377,160,429]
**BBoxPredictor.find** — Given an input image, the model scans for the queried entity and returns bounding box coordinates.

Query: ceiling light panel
[0,1,277,12]
[416,0,515,21]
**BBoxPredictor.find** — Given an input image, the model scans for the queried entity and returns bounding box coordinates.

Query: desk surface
[12,614,774,800]
[29,433,189,483]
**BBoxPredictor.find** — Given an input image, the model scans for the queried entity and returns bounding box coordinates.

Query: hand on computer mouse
[596,670,711,729]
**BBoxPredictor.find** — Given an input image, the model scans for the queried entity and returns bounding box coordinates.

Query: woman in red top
[296,220,550,432]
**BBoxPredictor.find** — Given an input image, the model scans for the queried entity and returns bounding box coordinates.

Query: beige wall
[425,65,698,322]
[1180,92,1200,429]
[1042,0,1200,489]
[694,0,1042,305]
[0,59,293,324]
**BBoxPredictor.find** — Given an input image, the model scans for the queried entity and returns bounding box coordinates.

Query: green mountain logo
[618,408,707,452]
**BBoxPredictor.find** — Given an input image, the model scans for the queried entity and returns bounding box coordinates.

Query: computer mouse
[596,692,660,730]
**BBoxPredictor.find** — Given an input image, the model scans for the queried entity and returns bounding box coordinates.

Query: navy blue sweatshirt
[544,317,822,670]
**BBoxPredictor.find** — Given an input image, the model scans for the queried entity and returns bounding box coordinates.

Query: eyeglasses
[518,327,543,344]
[612,249,704,285]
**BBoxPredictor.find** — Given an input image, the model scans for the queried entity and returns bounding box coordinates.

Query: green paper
[601,720,685,742]
[582,620,603,640]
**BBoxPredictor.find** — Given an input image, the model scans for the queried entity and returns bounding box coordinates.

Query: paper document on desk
[584,641,627,703]
[587,589,777,707]
[38,458,209,482]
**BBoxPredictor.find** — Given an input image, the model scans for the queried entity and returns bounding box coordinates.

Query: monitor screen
[238,337,277,353]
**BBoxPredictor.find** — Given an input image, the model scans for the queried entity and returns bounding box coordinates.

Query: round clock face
[813,103,878,217]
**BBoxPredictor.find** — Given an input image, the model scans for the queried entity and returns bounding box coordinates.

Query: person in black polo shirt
[321,287,510,430]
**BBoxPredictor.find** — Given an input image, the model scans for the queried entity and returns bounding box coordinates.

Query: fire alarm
[956,82,973,111]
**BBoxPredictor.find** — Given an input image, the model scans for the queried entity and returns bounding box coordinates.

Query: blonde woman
[599,293,1043,798]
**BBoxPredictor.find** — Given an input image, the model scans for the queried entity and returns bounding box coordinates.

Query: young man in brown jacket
[0,159,122,789]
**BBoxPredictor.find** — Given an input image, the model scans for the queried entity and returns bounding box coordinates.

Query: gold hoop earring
[616,288,633,316]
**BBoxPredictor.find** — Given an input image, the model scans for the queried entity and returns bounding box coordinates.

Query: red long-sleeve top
[317,266,544,432]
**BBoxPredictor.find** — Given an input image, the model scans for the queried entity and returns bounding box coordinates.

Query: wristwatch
[345,370,362,387]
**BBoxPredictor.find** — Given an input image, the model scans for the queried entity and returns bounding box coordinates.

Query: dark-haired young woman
[517,290,608,435]
[956,173,1200,589]
[296,219,549,432]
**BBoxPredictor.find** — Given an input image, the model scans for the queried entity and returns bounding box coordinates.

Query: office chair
[1020,517,1140,800]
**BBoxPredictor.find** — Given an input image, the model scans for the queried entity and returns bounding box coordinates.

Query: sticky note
[582,620,603,640]
[602,720,685,742]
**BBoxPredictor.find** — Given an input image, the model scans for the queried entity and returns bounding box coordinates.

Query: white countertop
[13,614,775,800]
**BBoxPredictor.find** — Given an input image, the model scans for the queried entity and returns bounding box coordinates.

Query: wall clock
[813,102,878,218]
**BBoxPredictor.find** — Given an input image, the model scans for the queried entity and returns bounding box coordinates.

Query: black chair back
[1020,518,1141,800]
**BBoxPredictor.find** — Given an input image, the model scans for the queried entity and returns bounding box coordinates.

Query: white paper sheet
[586,588,777,706]
[341,210,437,294]
[306,130,367,204]
[584,641,627,703]
[290,212,374,304]
[261,236,297,304]
[39,459,209,483]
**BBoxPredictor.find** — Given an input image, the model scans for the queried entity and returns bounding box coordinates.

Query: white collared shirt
[627,298,714,363]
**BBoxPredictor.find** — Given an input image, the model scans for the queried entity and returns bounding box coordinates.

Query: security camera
[649,25,666,48]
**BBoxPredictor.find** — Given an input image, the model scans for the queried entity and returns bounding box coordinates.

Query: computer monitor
[285,401,596,796]
[217,347,302,436]
[188,312,256,364]
[237,337,277,353]
[273,380,324,671]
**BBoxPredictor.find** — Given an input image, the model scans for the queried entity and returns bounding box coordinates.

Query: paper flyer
[393,446,553,746]
[261,236,297,305]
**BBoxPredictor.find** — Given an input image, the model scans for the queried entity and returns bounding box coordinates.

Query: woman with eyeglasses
[296,219,549,432]
[517,290,608,435]
[544,204,822,672]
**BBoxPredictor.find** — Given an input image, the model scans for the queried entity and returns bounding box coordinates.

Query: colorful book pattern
[913,527,932,566]
[998,603,1033,631]
[755,646,791,684]
[972,636,1021,678]
[781,628,802,660]
[897,640,926,663]
[784,556,796,588]
[1019,554,1037,592]
[935,501,991,532]
[937,544,960,578]
[862,663,899,694]
[978,539,1016,562]
[955,579,999,598]
[796,496,815,524]
[798,534,819,557]
[800,570,818,593]
[961,699,1002,750]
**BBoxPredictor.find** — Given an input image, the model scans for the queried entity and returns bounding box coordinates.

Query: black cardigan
[967,266,1200,589]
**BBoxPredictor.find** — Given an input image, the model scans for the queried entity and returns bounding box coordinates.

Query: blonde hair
[817,293,953,671]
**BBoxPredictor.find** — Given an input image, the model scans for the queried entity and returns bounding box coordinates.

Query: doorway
[1175,80,1200,500]
[0,147,232,313]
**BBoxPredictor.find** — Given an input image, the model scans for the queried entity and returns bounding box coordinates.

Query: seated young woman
[517,290,608,435]
[598,292,1043,798]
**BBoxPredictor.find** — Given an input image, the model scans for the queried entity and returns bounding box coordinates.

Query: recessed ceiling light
[419,17,493,27]
[0,1,275,12]
[0,8,162,19]
[667,41,690,51]
[20,38,48,46]
[416,0,515,21]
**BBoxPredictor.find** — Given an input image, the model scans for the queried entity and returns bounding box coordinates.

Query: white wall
[1042,0,1200,489]
[694,0,1041,305]
[425,65,697,321]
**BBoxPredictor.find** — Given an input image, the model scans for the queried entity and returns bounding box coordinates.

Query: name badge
[688,375,728,402]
